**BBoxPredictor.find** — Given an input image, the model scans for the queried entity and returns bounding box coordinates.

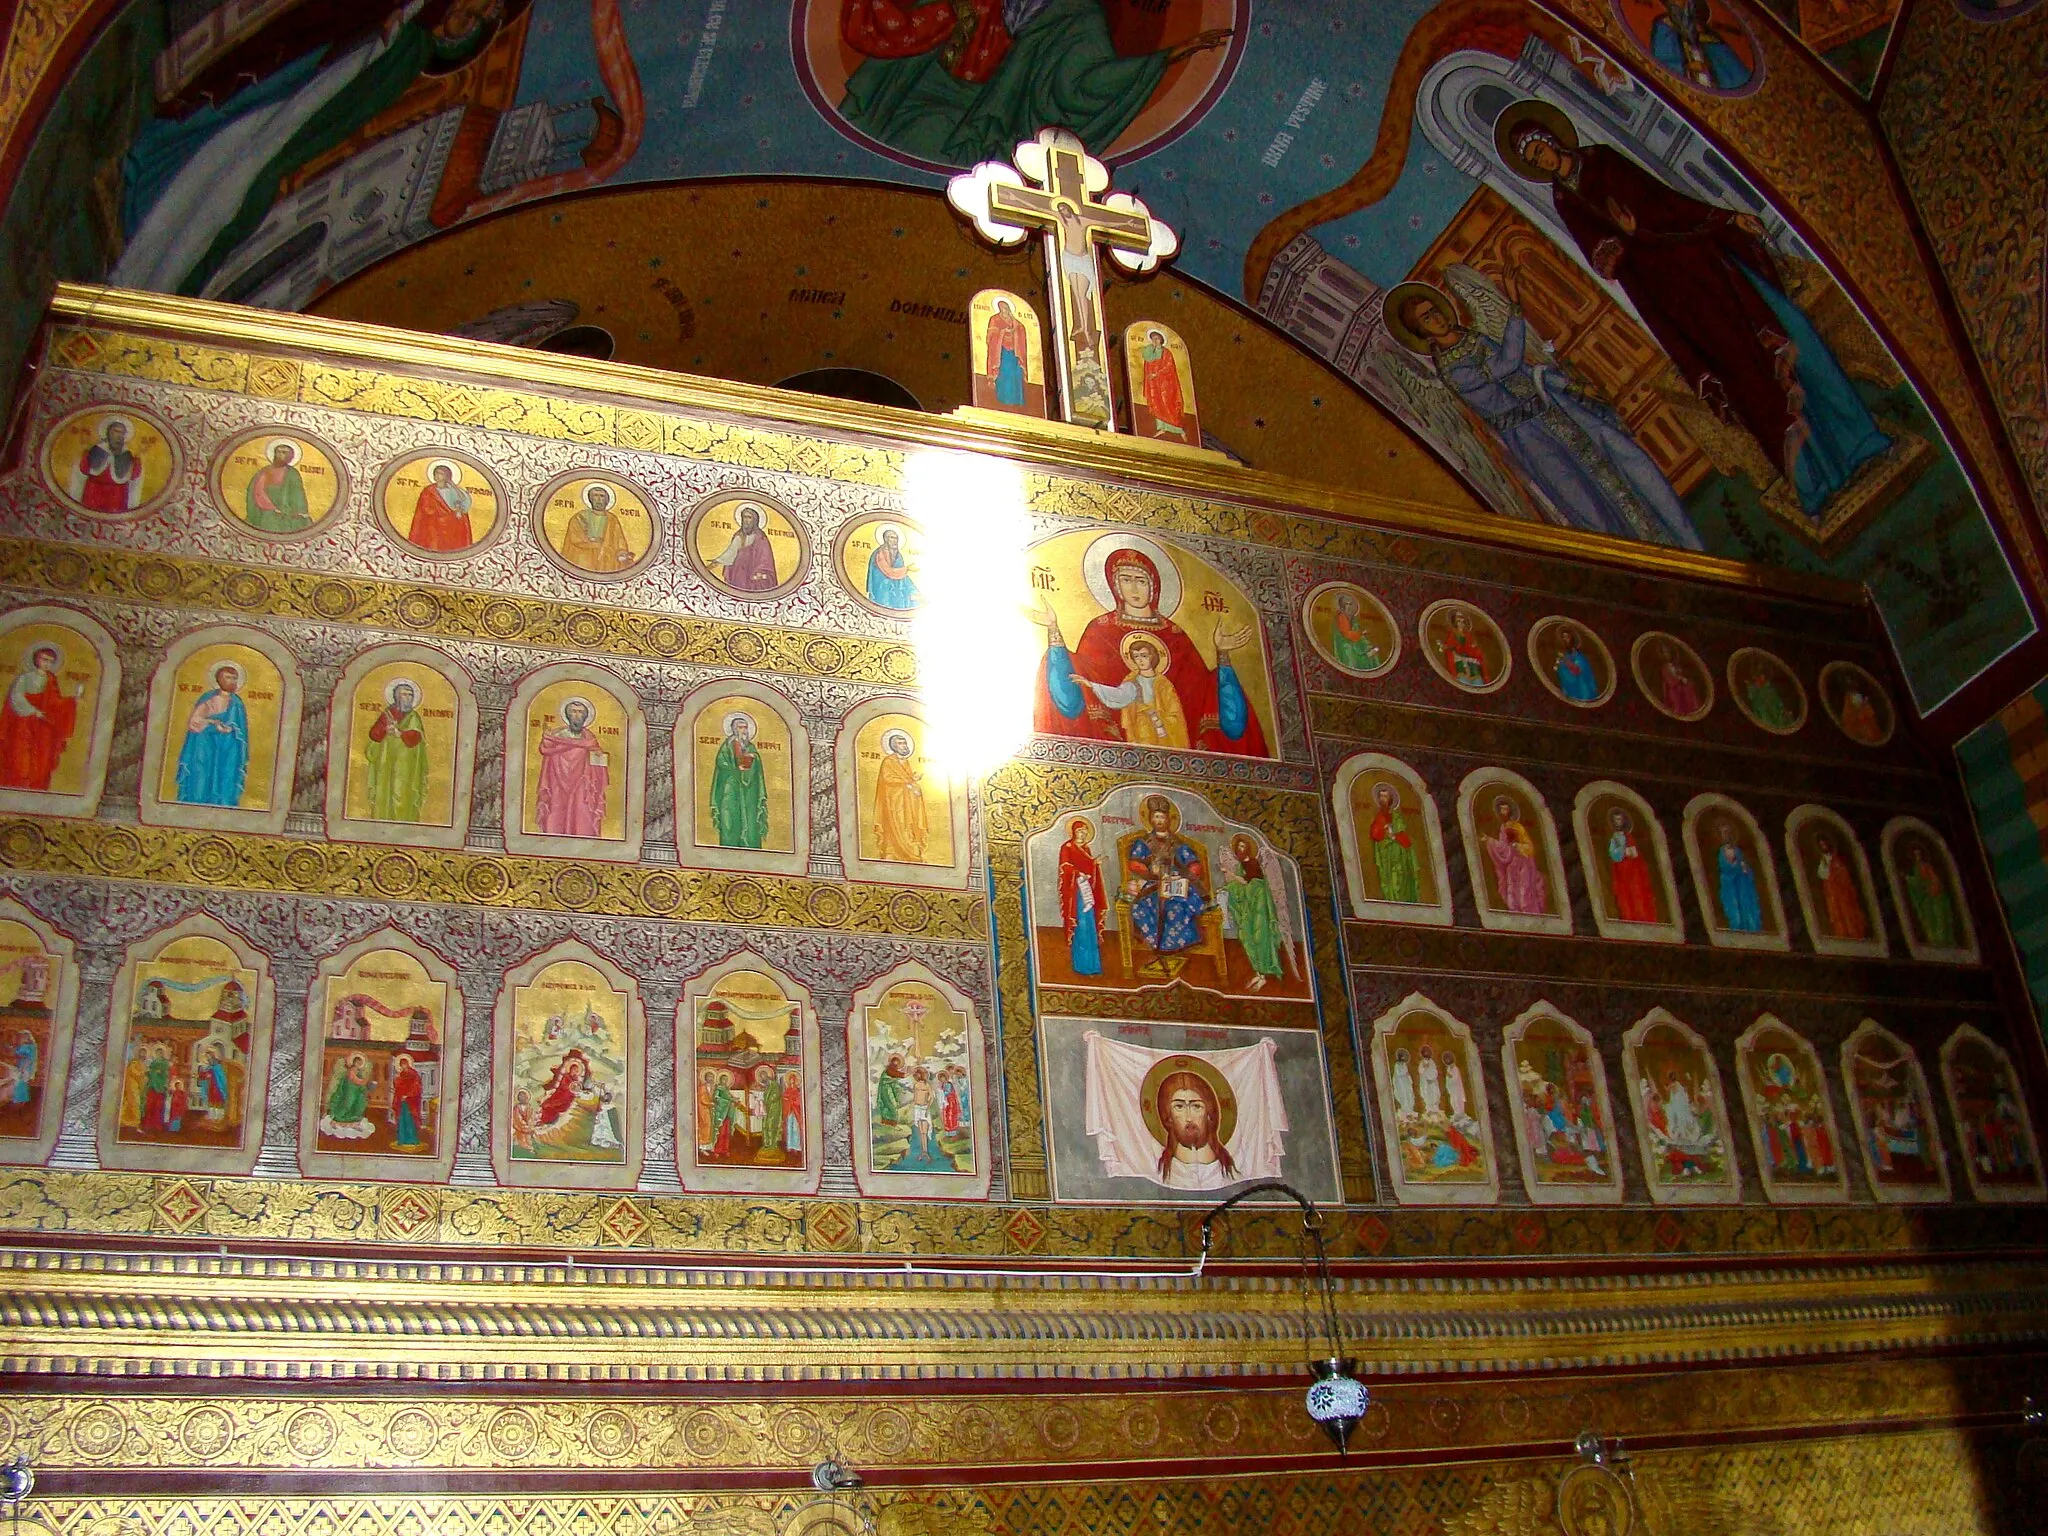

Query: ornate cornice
[1,1247,2043,1382]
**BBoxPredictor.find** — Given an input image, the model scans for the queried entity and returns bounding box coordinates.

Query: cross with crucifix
[947,127,1179,431]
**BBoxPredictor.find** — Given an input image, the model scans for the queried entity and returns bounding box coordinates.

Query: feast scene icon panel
[1419,599,1511,695]
[98,917,273,1178]
[1528,616,1616,709]
[0,605,119,820]
[326,645,476,850]
[1368,994,1500,1207]
[836,700,971,890]
[1784,806,1889,959]
[1735,1015,1849,1204]
[1621,1008,1741,1205]
[210,427,348,541]
[1682,794,1790,951]
[493,943,645,1192]
[675,680,810,878]
[0,900,79,1169]
[39,402,180,519]
[1881,818,1979,964]
[847,965,989,1202]
[1940,1026,2045,1204]
[503,664,647,863]
[687,492,811,600]
[835,515,924,617]
[1840,1021,1950,1204]
[1458,768,1573,936]
[1572,782,1685,944]
[1042,1015,1341,1206]
[1300,581,1400,682]
[1027,785,1313,1007]
[1501,1004,1624,1205]
[300,932,462,1184]
[376,448,505,558]
[140,628,303,836]
[1331,753,1455,927]
[678,952,821,1197]
[1027,527,1274,759]
[533,471,661,581]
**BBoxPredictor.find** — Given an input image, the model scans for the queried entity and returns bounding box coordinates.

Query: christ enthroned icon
[947,127,1178,430]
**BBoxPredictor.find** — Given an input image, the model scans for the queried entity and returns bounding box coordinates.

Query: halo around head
[1137,1052,1240,1151]
[721,710,756,739]
[1383,281,1460,353]
[383,676,420,706]
[581,480,615,508]
[263,437,301,466]
[1494,99,1579,181]
[1080,530,1183,617]
[558,694,596,723]
[427,458,463,486]
[883,729,912,756]
[1119,629,1169,673]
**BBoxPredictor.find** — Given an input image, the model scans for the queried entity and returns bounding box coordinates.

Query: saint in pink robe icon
[707,503,781,592]
[534,697,610,838]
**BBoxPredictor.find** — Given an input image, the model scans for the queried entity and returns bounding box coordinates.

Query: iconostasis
[0,286,2038,1268]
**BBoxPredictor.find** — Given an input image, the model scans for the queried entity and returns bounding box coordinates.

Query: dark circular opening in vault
[775,367,922,412]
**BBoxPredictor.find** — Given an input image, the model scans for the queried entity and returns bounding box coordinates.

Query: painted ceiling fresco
[0,0,2039,710]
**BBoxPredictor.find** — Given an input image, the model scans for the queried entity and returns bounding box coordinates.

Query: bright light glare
[908,449,1039,780]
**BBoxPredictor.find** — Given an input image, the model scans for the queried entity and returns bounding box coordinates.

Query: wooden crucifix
[947,127,1178,431]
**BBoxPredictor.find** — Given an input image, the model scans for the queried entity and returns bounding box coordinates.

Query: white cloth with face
[1080,1030,1287,1189]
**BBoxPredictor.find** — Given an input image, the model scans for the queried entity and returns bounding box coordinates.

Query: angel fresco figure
[1497,102,1892,524]
[837,0,1233,168]
[1385,265,1701,550]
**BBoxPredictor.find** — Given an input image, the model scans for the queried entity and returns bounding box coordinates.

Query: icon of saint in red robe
[67,420,146,513]
[0,645,78,792]
[406,461,478,552]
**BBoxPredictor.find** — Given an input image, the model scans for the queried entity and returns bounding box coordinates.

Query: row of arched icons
[0,910,991,1201]
[1370,996,2043,1208]
[1301,580,1897,746]
[1331,753,1979,963]
[36,404,923,616]
[0,607,970,890]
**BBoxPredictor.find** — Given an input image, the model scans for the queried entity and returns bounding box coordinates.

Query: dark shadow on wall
[0,4,164,420]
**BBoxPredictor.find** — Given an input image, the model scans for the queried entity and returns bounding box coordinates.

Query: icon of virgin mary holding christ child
[1032,534,1268,757]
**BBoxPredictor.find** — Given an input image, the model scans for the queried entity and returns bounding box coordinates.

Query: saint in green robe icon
[364,679,430,823]
[242,441,312,533]
[709,712,770,850]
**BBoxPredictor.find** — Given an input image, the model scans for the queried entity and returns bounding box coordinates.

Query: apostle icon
[967,289,1048,418]
[1368,782,1422,904]
[211,431,345,539]
[688,493,809,599]
[41,405,179,519]
[1459,770,1571,935]
[535,696,609,839]
[1730,647,1806,734]
[334,649,468,842]
[1124,321,1200,446]
[1881,819,1976,962]
[1486,795,1548,915]
[836,516,924,616]
[1605,809,1658,921]
[1302,582,1400,681]
[1715,819,1764,931]
[174,662,252,808]
[709,711,769,850]
[1530,617,1615,707]
[537,473,658,580]
[1786,806,1887,957]
[0,642,78,795]
[378,450,502,557]
[1029,528,1274,757]
[1419,600,1510,694]
[873,727,930,863]
[1333,753,1453,925]
[1574,783,1683,942]
[362,678,430,824]
[1631,631,1714,721]
[1819,661,1895,747]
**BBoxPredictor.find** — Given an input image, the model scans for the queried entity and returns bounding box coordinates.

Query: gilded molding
[0,1353,2034,1474]
[0,817,989,940]
[0,537,920,688]
[41,288,1858,603]
[0,1249,2044,1381]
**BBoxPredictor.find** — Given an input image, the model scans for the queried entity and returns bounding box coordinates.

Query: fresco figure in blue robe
[1715,820,1765,932]
[175,664,252,808]
[865,527,919,610]
[1551,627,1603,703]
[837,0,1232,167]
[1649,0,1752,90]
[1389,272,1702,551]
